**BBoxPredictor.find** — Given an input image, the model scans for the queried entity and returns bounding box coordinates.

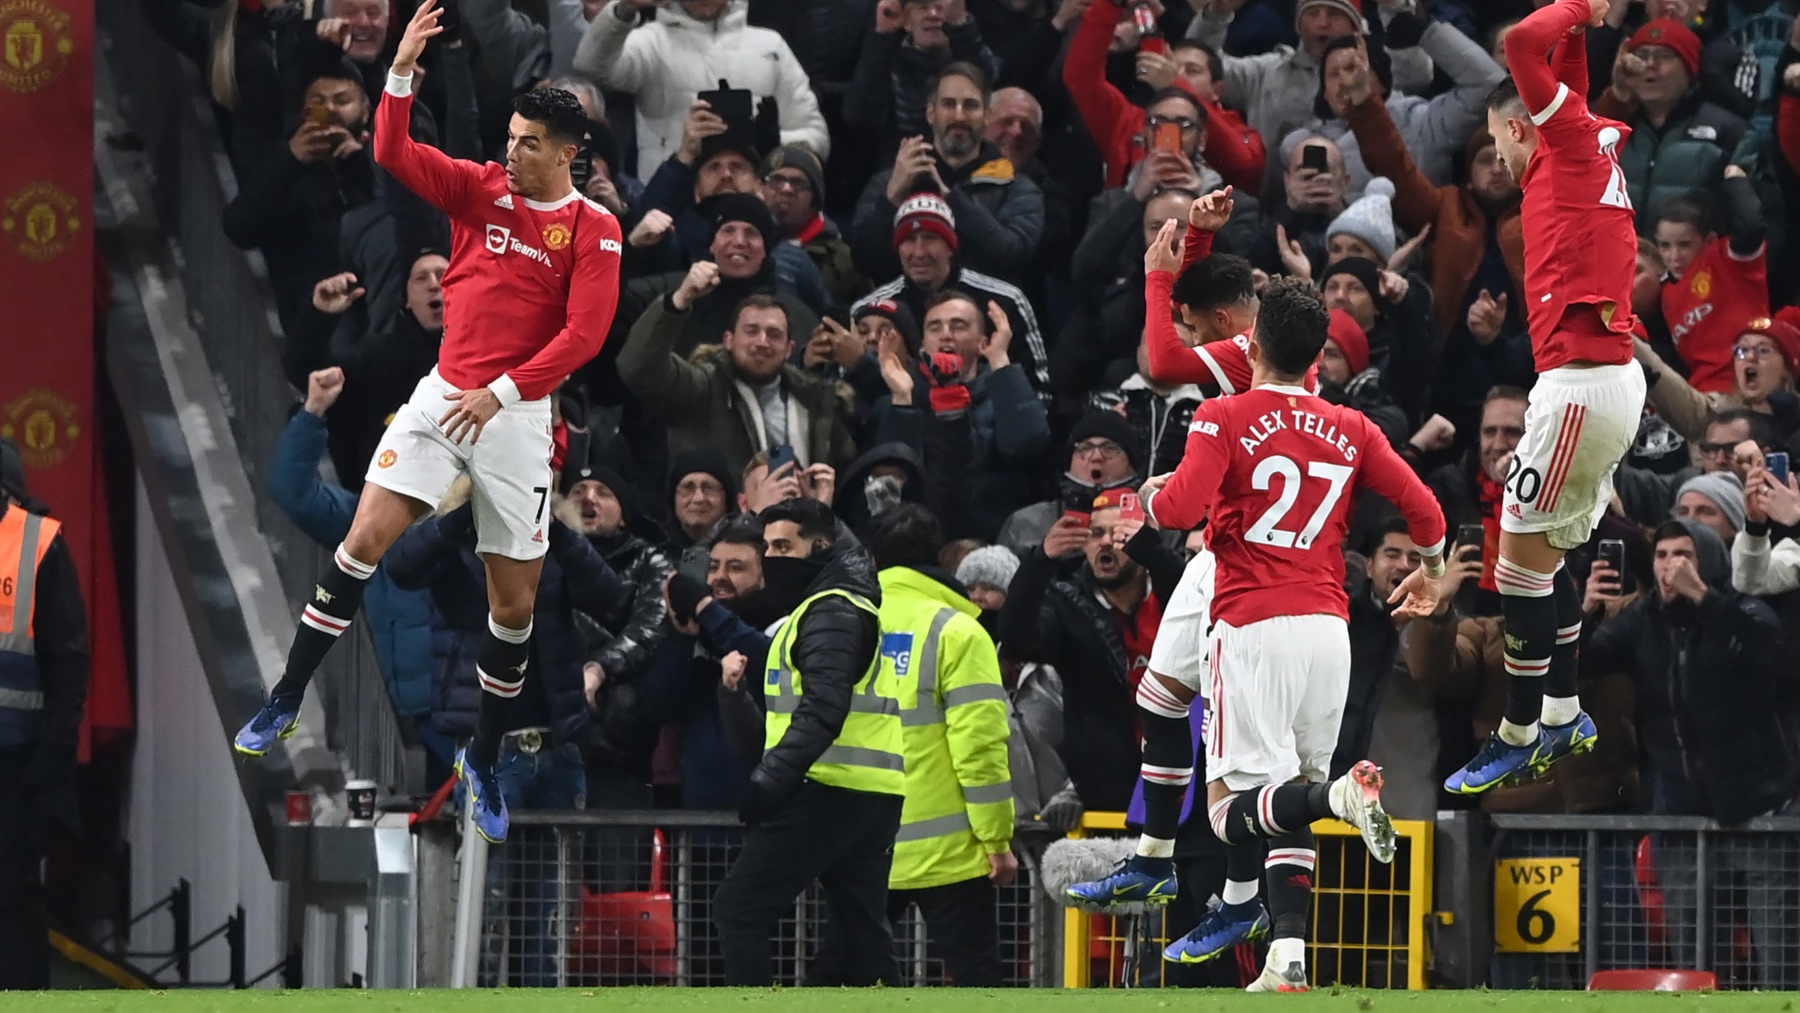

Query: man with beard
[1334,520,1423,779]
[995,412,1143,559]
[613,194,821,360]
[1426,386,1527,615]
[851,62,1046,287]
[1345,80,1531,443]
[617,288,854,481]
[285,250,448,489]
[713,497,905,987]
[997,492,1164,816]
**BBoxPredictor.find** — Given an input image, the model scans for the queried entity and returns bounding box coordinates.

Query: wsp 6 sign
[1494,857,1580,952]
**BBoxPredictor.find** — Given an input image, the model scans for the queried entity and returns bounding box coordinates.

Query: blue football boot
[456,745,509,844]
[1064,857,1178,910]
[1164,901,1270,964]
[1445,730,1550,794]
[1535,710,1599,774]
[233,695,301,757]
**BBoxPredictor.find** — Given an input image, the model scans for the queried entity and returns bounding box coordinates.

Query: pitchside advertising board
[1494,857,1582,953]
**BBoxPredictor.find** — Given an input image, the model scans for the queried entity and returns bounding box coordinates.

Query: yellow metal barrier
[1061,813,1433,990]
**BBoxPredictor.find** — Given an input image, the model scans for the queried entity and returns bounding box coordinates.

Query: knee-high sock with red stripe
[1496,556,1559,742]
[1209,783,1331,844]
[1264,828,1317,940]
[271,544,375,703]
[1542,567,1583,727]
[469,616,532,767]
[1134,676,1193,861]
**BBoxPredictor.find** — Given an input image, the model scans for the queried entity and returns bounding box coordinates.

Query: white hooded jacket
[574,0,830,178]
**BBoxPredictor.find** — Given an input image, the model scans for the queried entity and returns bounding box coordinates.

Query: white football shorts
[1149,547,1215,693]
[1500,362,1646,550]
[365,368,554,561]
[1203,613,1351,791]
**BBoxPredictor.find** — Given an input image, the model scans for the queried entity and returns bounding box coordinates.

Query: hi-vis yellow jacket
[879,567,1014,891]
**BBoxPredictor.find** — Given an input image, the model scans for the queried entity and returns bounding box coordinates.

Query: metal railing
[1486,814,1800,991]
[98,0,422,795]
[465,809,1057,988]
[1060,813,1433,989]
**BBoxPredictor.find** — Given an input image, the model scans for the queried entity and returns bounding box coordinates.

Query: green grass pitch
[6,990,1798,1013]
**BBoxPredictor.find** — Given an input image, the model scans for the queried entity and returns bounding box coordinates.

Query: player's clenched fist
[672,260,722,310]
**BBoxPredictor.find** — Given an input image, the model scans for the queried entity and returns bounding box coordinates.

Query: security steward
[0,437,91,990]
[713,498,906,987]
[866,505,1015,986]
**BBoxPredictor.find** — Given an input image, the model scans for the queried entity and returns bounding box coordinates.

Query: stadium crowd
[141,0,1800,987]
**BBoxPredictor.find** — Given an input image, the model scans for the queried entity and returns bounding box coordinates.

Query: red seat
[1634,835,1668,961]
[569,829,677,981]
[1588,969,1718,991]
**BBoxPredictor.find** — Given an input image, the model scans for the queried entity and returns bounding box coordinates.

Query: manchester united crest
[0,0,73,94]
[542,222,571,251]
[1,180,80,262]
[1,385,79,468]
[377,449,398,469]
[1691,271,1712,300]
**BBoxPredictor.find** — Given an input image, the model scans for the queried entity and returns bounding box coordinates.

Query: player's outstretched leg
[1448,550,1560,793]
[236,486,421,756]
[1244,829,1315,992]
[1211,765,1396,865]
[1164,838,1268,964]
[1065,674,1191,910]
[1537,566,1597,771]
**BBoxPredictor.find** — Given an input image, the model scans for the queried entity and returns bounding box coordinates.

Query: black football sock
[469,616,531,767]
[1543,566,1583,727]
[1495,556,1558,742]
[272,544,375,703]
[1133,677,1194,864]
[1209,783,1331,844]
[1264,827,1317,940]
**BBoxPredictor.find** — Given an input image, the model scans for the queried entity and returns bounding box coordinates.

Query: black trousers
[714,781,903,986]
[888,876,1003,986]
[0,747,47,991]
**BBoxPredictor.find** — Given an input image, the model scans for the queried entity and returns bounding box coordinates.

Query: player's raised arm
[1143,400,1228,533]
[375,0,481,215]
[1503,0,1607,118]
[491,214,625,406]
[1142,220,1217,388]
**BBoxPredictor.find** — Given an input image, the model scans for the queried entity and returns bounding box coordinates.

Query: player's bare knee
[343,488,426,562]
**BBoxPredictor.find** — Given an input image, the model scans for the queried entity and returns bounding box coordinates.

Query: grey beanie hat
[1674,471,1747,536]
[957,545,1021,593]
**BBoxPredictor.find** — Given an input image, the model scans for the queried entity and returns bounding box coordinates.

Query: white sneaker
[1245,959,1309,992]
[1329,760,1398,865]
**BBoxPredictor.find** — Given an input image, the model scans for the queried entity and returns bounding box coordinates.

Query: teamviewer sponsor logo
[485,224,553,266]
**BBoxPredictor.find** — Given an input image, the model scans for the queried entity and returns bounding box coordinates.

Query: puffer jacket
[573,0,829,179]
[387,508,626,748]
[1583,519,1794,825]
[1088,375,1203,480]
[1609,88,1755,235]
[746,545,886,804]
[843,19,1001,149]
[616,296,856,479]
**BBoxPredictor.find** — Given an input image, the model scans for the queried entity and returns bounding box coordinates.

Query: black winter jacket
[1583,520,1795,826]
[748,546,886,805]
[387,508,625,748]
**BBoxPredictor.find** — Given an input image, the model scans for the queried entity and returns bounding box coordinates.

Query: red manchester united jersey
[1507,0,1637,371]
[1663,237,1769,394]
[1145,386,1446,626]
[375,73,623,405]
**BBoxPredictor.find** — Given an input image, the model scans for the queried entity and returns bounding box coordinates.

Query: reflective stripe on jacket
[764,588,906,796]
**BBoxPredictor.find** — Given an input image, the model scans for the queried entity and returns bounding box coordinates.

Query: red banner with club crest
[0,0,133,758]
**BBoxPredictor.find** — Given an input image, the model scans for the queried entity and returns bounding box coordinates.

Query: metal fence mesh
[1490,816,1800,991]
[477,814,1052,988]
[1066,819,1430,989]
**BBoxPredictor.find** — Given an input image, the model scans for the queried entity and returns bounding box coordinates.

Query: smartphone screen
[1301,144,1329,174]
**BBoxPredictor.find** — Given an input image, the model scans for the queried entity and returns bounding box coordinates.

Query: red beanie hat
[893,192,959,252]
[1744,313,1800,379]
[1327,308,1369,376]
[1629,19,1701,82]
